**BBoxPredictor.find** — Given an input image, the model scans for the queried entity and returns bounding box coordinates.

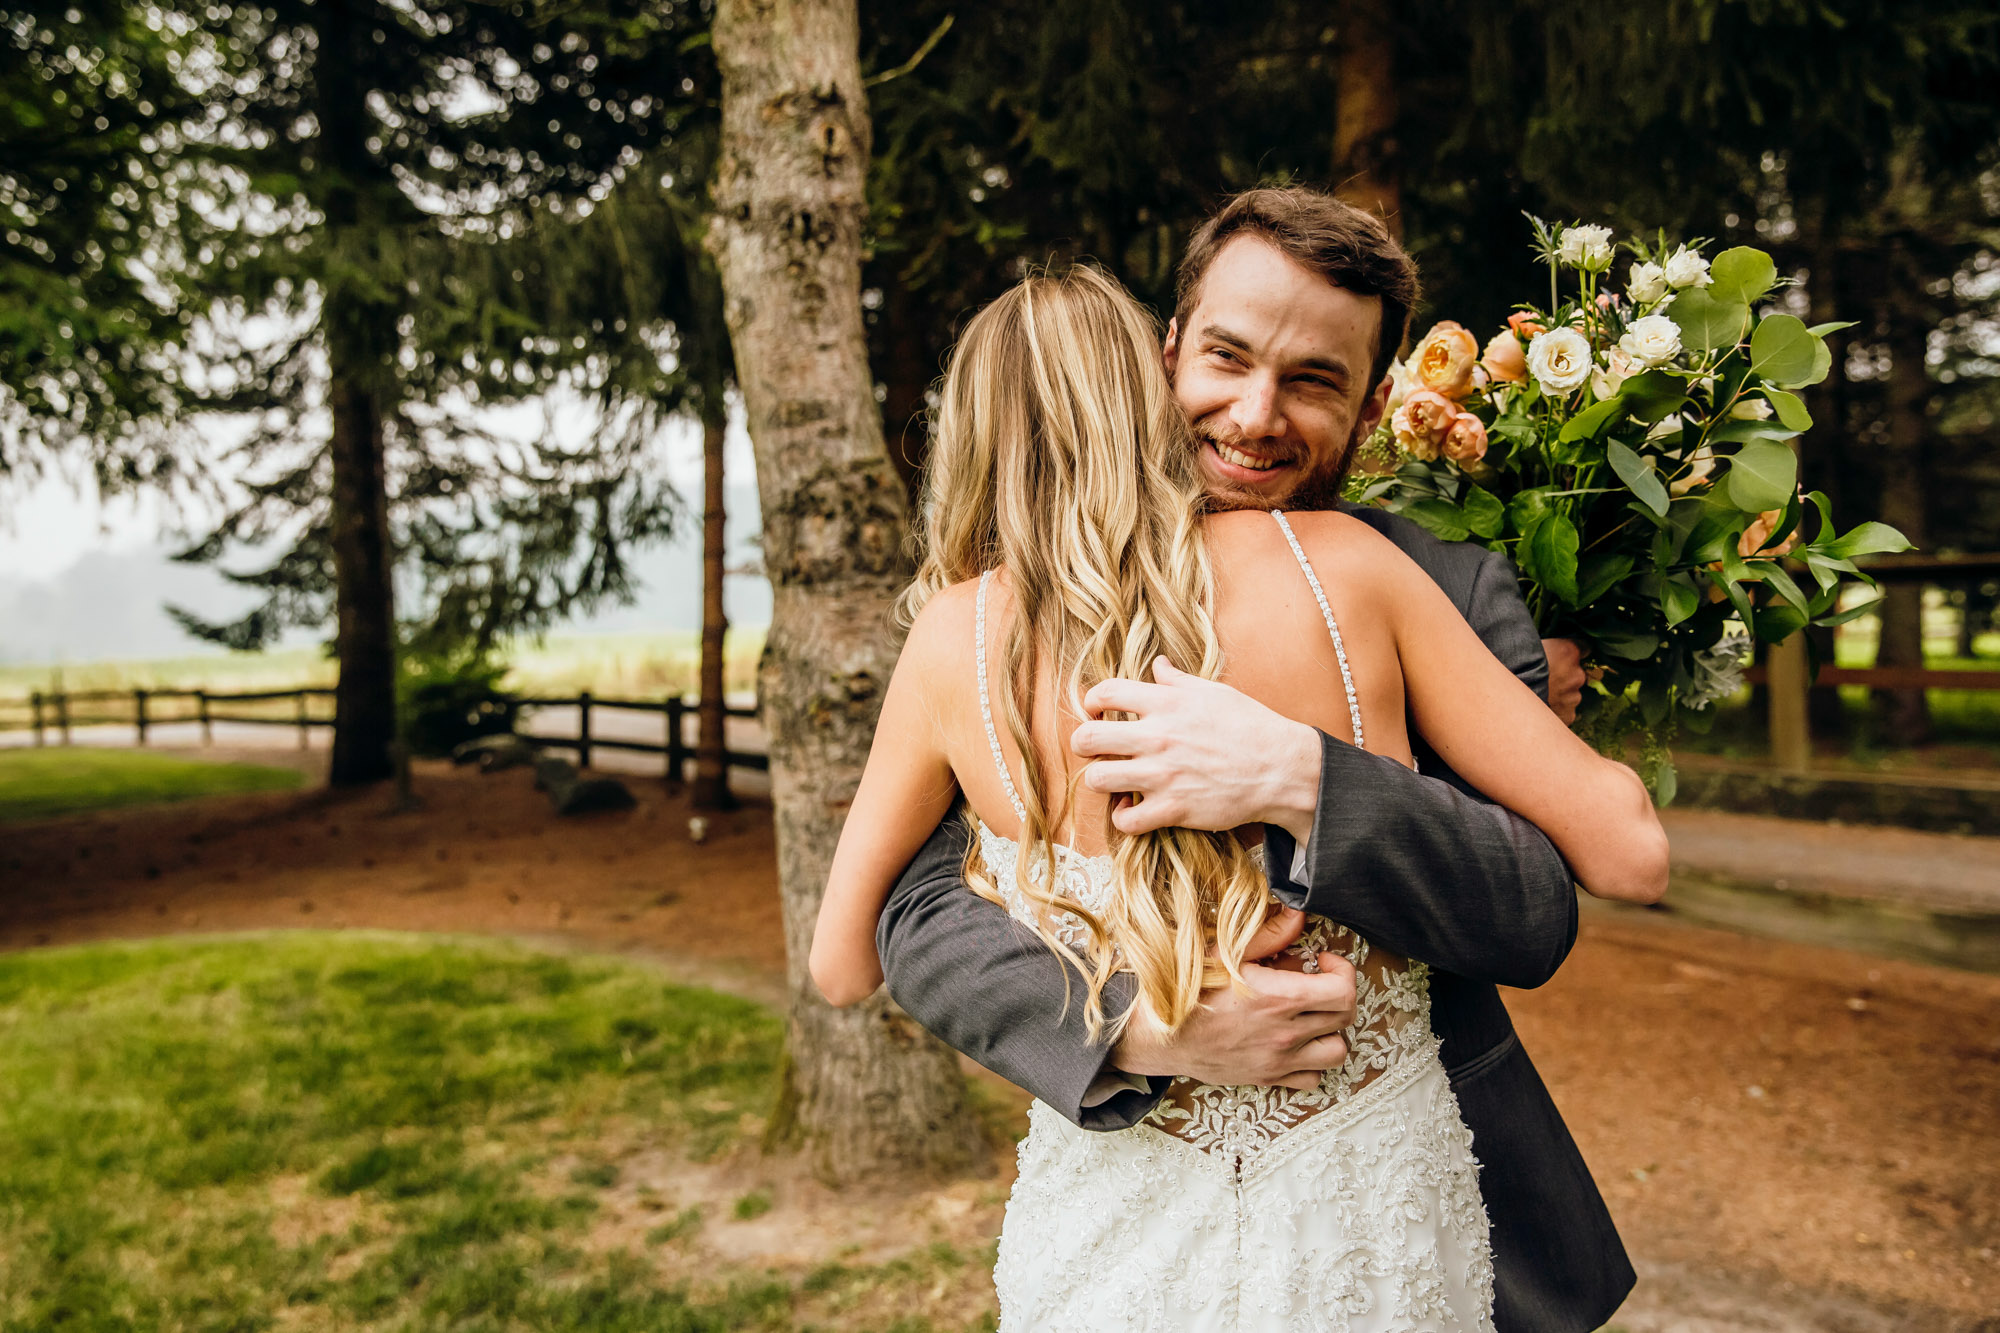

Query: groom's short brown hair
[1174,188,1420,393]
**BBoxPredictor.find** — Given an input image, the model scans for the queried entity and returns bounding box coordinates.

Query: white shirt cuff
[1288,819,1314,882]
[1081,1068,1154,1108]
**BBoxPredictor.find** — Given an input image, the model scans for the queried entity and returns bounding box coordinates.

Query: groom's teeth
[1216,443,1277,471]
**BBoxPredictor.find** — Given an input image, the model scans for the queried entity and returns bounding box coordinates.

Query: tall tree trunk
[692,407,734,810]
[708,0,981,1183]
[1873,283,1932,745]
[326,369,398,785]
[1332,1,1401,238]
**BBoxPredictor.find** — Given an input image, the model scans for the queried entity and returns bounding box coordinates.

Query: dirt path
[3,763,1997,1329]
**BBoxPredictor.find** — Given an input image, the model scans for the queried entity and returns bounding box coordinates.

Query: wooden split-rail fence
[2,687,768,779]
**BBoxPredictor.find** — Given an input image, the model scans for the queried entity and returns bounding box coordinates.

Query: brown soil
[3,761,1997,1329]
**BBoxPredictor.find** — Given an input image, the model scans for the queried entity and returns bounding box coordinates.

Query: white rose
[1729,397,1774,421]
[1627,261,1668,305]
[1663,245,1712,289]
[1618,314,1682,368]
[1526,327,1593,396]
[1558,224,1615,271]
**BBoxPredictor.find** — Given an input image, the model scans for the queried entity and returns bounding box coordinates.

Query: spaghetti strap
[1270,511,1366,749]
[976,572,1029,822]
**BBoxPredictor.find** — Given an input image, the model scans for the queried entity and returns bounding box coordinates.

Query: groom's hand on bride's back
[1073,658,1322,848]
[1110,907,1358,1092]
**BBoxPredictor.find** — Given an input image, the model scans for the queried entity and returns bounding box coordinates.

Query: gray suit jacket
[876,504,1634,1333]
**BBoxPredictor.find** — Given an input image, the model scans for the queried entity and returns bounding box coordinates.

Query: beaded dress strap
[1270,511,1365,749]
[975,572,1029,822]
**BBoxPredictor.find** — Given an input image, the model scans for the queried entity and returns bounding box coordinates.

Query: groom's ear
[1356,373,1392,436]
[1162,319,1181,377]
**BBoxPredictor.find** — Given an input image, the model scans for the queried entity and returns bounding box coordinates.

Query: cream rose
[1442,413,1489,463]
[1618,313,1682,368]
[1558,224,1615,271]
[1410,321,1481,400]
[1526,327,1592,395]
[1728,397,1774,421]
[1669,445,1716,496]
[1663,246,1712,290]
[1627,260,1668,305]
[1480,329,1527,384]
[1592,347,1637,401]
[1383,358,1414,415]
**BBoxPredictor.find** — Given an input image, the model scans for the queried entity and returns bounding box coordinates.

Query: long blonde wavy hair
[901,264,1270,1040]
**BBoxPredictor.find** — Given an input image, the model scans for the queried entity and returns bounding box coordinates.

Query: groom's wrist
[1257,722,1324,849]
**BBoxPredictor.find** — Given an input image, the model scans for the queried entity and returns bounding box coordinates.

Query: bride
[809,264,1667,1330]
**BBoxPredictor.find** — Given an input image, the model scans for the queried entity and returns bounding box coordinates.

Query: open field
[0,628,768,708]
[0,748,303,823]
[0,931,1004,1333]
[1,766,1996,1329]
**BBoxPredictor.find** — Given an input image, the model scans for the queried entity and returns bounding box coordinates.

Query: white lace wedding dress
[977,514,1496,1332]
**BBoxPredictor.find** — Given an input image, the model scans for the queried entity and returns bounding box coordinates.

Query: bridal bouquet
[1352,216,1910,800]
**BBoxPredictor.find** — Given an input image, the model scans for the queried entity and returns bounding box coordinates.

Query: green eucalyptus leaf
[1661,576,1700,627]
[1797,334,1833,388]
[1619,370,1688,424]
[1816,596,1884,628]
[1821,521,1913,560]
[1763,388,1813,432]
[1402,499,1472,543]
[1558,396,1627,443]
[1709,247,1777,305]
[1460,486,1505,539]
[1519,512,1581,606]
[1754,604,1808,643]
[1726,440,1798,513]
[1749,560,1811,614]
[1577,553,1635,606]
[1510,487,1556,533]
[1748,314,1817,385]
[1669,289,1749,352]
[1595,628,1661,660]
[1806,320,1857,337]
[1605,440,1669,517]
[1709,419,1801,444]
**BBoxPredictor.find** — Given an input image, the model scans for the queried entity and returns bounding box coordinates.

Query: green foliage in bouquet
[1352,216,1911,801]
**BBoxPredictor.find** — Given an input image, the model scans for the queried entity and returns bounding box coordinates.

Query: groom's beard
[1193,420,1367,514]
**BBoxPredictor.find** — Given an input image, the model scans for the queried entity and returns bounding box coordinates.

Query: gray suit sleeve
[1260,549,1578,989]
[877,814,1158,1129]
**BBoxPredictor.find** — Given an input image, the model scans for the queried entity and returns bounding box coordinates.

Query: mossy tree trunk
[707,0,982,1183]
[1332,0,1401,239]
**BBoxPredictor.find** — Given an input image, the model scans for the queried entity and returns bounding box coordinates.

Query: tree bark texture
[708,0,981,1183]
[1332,2,1401,238]
[1873,293,1932,745]
[326,370,398,786]
[692,409,735,809]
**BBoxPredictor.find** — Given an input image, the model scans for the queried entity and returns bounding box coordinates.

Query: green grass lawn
[0,748,305,823]
[0,933,994,1333]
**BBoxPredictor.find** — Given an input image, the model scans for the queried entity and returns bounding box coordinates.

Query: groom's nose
[1225,374,1284,443]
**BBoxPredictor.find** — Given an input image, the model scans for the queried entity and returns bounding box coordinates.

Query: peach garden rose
[1410,321,1481,400]
[1481,329,1527,384]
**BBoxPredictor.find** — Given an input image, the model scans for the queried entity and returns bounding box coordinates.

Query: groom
[876,187,1632,1332]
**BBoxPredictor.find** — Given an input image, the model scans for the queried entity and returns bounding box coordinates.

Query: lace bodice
[976,825,1434,1165]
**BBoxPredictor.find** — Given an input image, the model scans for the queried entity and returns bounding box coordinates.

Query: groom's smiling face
[1163,235,1393,511]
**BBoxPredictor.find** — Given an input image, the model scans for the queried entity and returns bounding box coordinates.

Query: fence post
[577,690,593,769]
[30,691,43,747]
[55,690,70,745]
[134,687,149,746]
[197,689,212,745]
[296,690,310,749]
[665,697,687,787]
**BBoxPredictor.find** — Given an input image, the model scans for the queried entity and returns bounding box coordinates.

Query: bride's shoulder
[897,574,993,673]
[1207,506,1417,580]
